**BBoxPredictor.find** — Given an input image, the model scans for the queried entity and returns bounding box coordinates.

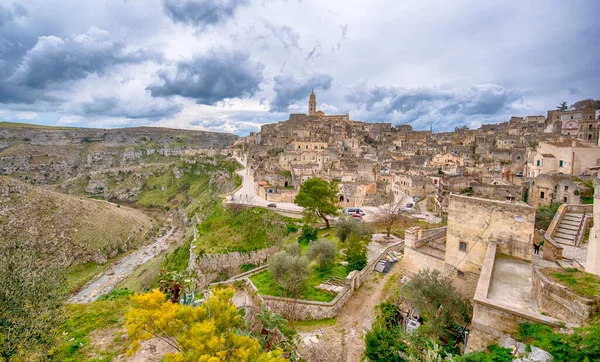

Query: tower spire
[308,90,316,116]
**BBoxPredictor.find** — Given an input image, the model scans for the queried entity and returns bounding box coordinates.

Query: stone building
[403,194,534,298]
[526,139,600,177]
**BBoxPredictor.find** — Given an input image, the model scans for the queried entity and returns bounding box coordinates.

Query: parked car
[345,207,365,216]
[351,213,362,221]
[515,171,523,177]
[405,203,414,209]
[412,196,420,202]
[267,203,277,208]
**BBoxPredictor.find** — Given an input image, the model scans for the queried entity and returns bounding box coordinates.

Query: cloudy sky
[0,0,598,135]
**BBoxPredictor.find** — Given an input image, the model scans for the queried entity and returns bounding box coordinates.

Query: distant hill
[0,177,157,267]
[0,122,239,184]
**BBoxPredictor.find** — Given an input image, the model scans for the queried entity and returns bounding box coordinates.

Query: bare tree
[374,200,409,238]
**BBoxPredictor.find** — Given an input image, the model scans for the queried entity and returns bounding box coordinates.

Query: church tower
[308,90,316,116]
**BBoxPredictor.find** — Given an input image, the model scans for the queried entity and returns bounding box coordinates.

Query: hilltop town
[1,96,599,361]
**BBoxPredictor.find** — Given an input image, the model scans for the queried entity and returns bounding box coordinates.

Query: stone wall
[190,246,278,288]
[402,245,445,278]
[446,195,534,277]
[532,267,599,324]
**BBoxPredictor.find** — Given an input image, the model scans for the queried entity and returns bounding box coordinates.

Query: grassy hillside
[0,177,158,285]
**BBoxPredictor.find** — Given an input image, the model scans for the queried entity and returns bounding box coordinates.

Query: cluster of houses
[237,93,600,212]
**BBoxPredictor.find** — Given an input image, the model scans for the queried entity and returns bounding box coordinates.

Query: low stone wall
[262,287,353,320]
[210,241,405,320]
[190,246,277,288]
[532,267,599,324]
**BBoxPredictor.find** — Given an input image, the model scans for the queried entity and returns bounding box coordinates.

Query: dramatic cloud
[0,26,159,104]
[346,83,523,130]
[270,72,334,112]
[11,27,156,89]
[0,0,597,134]
[148,49,264,105]
[162,0,249,28]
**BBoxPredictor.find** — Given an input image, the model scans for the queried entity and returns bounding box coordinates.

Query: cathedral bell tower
[308,90,316,116]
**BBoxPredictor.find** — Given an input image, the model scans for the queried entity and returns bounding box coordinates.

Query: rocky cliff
[0,122,238,184]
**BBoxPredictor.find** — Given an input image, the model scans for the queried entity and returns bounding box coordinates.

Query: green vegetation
[194,205,295,254]
[249,267,341,302]
[364,270,473,361]
[1,241,67,361]
[458,345,514,361]
[293,318,337,330]
[543,267,600,299]
[535,203,560,230]
[518,321,600,361]
[53,289,132,361]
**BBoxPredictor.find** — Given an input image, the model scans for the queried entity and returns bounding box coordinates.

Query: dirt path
[299,264,403,362]
[68,226,178,304]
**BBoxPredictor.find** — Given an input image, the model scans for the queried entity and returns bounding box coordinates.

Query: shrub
[306,239,337,271]
[298,225,318,245]
[345,233,367,271]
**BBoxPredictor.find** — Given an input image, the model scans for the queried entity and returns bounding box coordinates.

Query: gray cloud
[10,27,158,89]
[270,71,333,112]
[346,83,523,130]
[81,94,183,120]
[148,49,265,104]
[0,26,159,104]
[0,3,27,26]
[163,0,249,28]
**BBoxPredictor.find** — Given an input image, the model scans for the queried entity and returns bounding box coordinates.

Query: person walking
[533,242,540,255]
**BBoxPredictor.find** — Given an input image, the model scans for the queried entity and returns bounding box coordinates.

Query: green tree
[294,178,340,228]
[556,101,568,111]
[400,270,472,342]
[336,217,372,243]
[269,251,310,298]
[0,241,66,361]
[345,233,368,271]
[306,239,337,271]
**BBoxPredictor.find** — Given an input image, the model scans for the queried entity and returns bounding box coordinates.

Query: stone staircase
[552,212,585,246]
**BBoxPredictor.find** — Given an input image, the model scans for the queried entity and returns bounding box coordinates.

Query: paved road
[229,156,303,212]
[68,226,176,304]
[230,155,438,223]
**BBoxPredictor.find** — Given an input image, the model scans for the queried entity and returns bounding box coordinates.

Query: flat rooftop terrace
[487,256,540,314]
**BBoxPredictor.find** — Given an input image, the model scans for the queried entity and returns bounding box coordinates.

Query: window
[314,146,318,150]
[563,196,568,203]
[559,160,563,167]
[540,191,545,199]
[565,185,568,191]
[459,241,467,252]
[457,271,465,278]
[536,160,541,166]
[297,145,300,149]
[517,156,521,160]
[306,145,308,149]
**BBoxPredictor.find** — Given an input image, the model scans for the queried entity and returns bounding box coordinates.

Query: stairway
[552,212,585,246]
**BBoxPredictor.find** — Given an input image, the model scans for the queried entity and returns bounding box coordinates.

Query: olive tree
[306,239,337,271]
